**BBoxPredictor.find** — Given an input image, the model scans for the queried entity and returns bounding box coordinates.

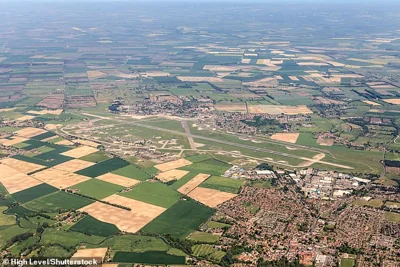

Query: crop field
[192,244,226,262]
[70,179,125,199]
[61,146,98,158]
[187,231,220,243]
[113,251,186,265]
[199,176,244,194]
[69,215,120,237]
[111,165,151,181]
[154,158,192,172]
[76,157,130,177]
[188,187,237,208]
[40,228,105,247]
[80,194,166,233]
[180,158,231,176]
[24,191,94,212]
[79,151,109,163]
[72,248,108,261]
[97,173,140,187]
[0,164,43,194]
[156,169,189,183]
[141,199,215,238]
[53,159,95,172]
[11,183,58,204]
[32,168,91,189]
[0,157,46,174]
[119,181,181,208]
[177,173,210,194]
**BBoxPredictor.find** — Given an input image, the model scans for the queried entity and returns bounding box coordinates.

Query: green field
[187,231,220,243]
[340,258,355,267]
[112,165,151,181]
[207,221,231,229]
[69,215,120,237]
[169,172,201,190]
[11,184,58,204]
[40,228,105,246]
[24,191,94,212]
[385,212,400,223]
[119,181,181,208]
[192,244,226,262]
[113,251,186,265]
[79,151,109,163]
[180,158,231,176]
[199,176,244,194]
[76,157,130,178]
[142,199,214,238]
[0,206,16,226]
[71,179,124,199]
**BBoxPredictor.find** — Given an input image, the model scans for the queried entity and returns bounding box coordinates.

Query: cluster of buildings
[291,169,371,200]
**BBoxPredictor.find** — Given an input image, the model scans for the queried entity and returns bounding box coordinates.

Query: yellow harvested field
[14,127,47,138]
[363,100,381,106]
[154,158,192,172]
[32,168,90,189]
[215,103,247,112]
[97,173,139,187]
[248,105,312,115]
[0,136,28,147]
[0,164,43,194]
[53,159,95,173]
[156,169,189,182]
[289,76,299,81]
[45,124,62,130]
[61,146,98,158]
[177,173,210,195]
[42,135,59,142]
[27,109,63,115]
[0,108,17,112]
[241,58,251,64]
[15,115,36,121]
[243,77,279,87]
[297,62,329,66]
[188,187,237,208]
[80,195,166,233]
[142,71,170,77]
[270,133,299,144]
[71,248,108,260]
[177,76,224,83]
[0,158,46,174]
[87,70,107,79]
[73,139,99,148]
[102,264,118,267]
[56,139,74,146]
[384,99,400,105]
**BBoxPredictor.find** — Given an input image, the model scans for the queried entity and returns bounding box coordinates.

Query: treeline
[384,160,400,168]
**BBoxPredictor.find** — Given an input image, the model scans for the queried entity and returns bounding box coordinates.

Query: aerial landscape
[0,0,400,266]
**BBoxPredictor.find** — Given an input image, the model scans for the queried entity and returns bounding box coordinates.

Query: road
[181,120,197,150]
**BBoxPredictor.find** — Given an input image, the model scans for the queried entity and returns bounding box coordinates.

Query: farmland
[0,1,400,266]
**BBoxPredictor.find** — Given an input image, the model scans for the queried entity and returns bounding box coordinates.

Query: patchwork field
[53,159,95,172]
[0,157,46,174]
[154,158,192,172]
[14,127,48,138]
[188,187,237,208]
[61,146,98,158]
[270,132,300,144]
[25,191,94,211]
[177,173,210,195]
[142,199,214,238]
[32,168,91,189]
[72,248,108,260]
[70,179,124,199]
[79,194,166,233]
[97,173,140,187]
[0,164,43,194]
[247,105,312,115]
[119,181,181,208]
[156,169,189,183]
